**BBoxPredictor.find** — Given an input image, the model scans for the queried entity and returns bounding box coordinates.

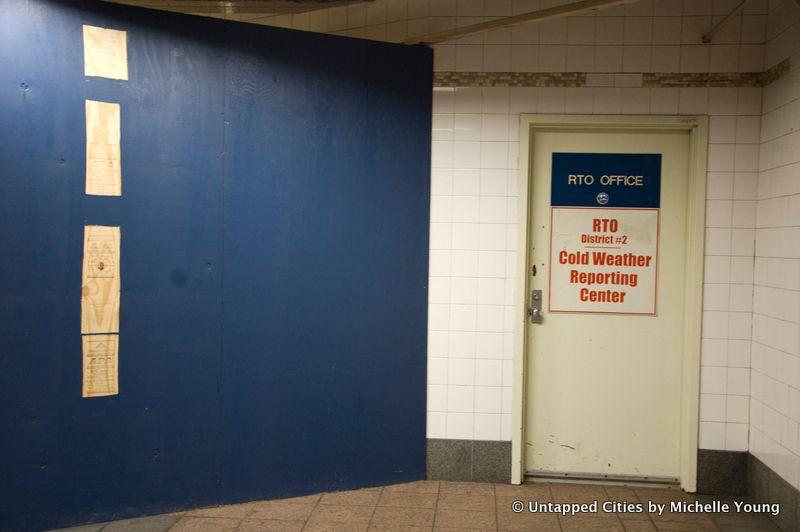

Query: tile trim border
[697,449,747,496]
[427,438,511,483]
[748,453,799,532]
[434,71,586,87]
[427,444,800,529]
[433,58,790,88]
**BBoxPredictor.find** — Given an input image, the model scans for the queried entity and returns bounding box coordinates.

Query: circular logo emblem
[596,192,609,205]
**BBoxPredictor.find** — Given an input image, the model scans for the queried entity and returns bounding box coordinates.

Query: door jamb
[511,115,709,492]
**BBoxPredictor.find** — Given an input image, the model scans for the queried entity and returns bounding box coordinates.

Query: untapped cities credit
[509,499,780,517]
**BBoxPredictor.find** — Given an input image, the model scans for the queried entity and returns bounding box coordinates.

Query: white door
[524,127,692,482]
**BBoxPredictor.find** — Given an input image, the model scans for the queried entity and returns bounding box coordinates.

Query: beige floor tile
[434,528,497,532]
[496,496,559,516]
[237,519,304,532]
[368,526,433,532]
[604,486,641,502]
[558,515,625,532]
[377,491,438,509]
[604,505,649,519]
[370,507,435,527]
[185,503,254,519]
[437,493,495,512]
[40,480,778,532]
[279,493,322,504]
[306,504,374,524]
[549,482,608,502]
[710,509,780,528]
[102,515,181,532]
[303,523,369,532]
[558,509,621,520]
[618,512,656,522]
[634,488,694,503]
[650,512,720,524]
[494,483,552,500]
[320,488,382,506]
[247,501,315,521]
[620,519,658,532]
[168,516,240,532]
[434,508,497,529]
[382,481,440,494]
[653,521,720,531]
[439,481,495,495]
[496,509,560,531]
[495,497,523,515]
[492,485,527,498]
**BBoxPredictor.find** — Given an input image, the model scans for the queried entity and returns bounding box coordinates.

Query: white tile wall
[234,1,795,472]
[749,0,800,492]
[429,79,762,443]
[701,81,762,451]
[236,0,767,76]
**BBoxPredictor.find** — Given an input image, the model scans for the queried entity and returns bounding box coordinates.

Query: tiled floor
[51,480,781,532]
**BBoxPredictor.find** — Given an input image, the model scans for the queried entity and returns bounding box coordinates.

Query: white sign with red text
[549,207,659,315]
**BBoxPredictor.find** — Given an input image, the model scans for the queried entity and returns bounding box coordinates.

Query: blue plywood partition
[0,1,432,529]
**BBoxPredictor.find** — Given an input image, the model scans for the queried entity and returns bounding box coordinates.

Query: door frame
[511,115,709,492]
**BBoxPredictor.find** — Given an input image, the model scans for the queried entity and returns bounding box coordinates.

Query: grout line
[759,126,800,146]
[62,480,791,531]
[752,282,800,296]
[431,480,440,529]
[469,440,475,483]
[756,159,800,174]
[300,491,323,531]
[542,482,564,532]
[493,481,499,530]
[749,313,800,327]
[365,485,382,530]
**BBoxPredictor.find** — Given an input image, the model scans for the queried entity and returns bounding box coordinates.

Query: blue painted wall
[0,1,432,529]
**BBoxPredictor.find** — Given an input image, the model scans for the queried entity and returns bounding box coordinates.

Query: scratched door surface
[524,129,690,481]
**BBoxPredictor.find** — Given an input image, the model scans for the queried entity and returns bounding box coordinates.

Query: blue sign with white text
[551,153,661,208]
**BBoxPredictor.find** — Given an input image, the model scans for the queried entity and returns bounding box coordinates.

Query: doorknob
[529,289,543,323]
